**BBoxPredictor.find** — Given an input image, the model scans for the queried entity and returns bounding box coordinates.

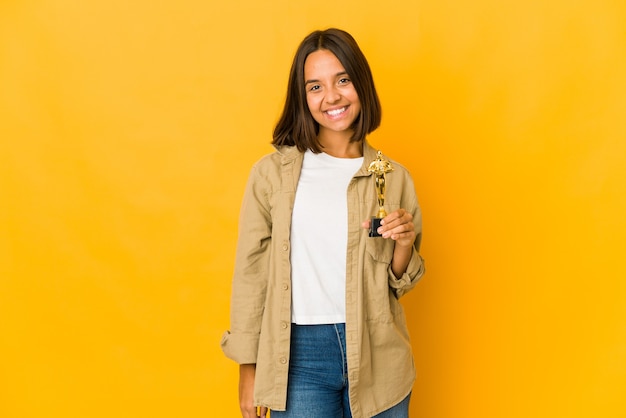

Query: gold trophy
[368,150,394,237]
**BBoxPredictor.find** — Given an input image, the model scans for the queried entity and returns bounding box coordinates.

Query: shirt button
[280,357,287,364]
[282,283,289,290]
[281,321,288,329]
[282,243,288,251]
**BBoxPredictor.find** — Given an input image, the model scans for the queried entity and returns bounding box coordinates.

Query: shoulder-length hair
[272,28,382,153]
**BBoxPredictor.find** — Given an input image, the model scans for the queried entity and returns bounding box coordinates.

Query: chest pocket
[364,236,403,323]
[365,236,394,264]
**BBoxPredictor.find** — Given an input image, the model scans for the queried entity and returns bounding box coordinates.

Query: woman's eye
[339,78,351,84]
[308,85,320,92]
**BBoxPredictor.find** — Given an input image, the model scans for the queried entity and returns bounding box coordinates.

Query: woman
[221,28,425,418]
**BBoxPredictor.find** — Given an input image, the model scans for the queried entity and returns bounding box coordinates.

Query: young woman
[221,28,425,418]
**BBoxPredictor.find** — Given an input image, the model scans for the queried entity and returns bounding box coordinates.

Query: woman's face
[303,49,361,140]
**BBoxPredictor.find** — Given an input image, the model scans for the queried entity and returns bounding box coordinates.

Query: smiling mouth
[325,107,347,117]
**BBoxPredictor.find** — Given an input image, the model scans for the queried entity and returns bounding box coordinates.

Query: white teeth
[326,107,346,116]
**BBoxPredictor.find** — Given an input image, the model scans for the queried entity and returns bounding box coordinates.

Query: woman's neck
[318,130,363,158]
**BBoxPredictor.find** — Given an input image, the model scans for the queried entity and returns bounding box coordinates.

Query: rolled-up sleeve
[387,173,425,298]
[221,164,272,364]
[387,248,425,298]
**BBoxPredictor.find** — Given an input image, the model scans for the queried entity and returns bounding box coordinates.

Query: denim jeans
[270,324,410,418]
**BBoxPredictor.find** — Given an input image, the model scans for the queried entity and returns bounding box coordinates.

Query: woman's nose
[325,86,341,103]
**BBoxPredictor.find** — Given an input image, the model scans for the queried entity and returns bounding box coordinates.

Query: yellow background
[1,0,625,417]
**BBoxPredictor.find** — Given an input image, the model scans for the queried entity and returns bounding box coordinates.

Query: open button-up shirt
[221,141,425,417]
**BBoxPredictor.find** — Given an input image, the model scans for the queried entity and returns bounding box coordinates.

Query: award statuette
[368,150,394,237]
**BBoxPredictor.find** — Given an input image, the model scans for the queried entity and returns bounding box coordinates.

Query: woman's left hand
[362,208,416,248]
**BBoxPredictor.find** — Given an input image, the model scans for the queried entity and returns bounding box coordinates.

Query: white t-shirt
[290,150,363,324]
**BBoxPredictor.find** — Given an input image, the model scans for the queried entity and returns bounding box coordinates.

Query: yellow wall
[1,1,625,417]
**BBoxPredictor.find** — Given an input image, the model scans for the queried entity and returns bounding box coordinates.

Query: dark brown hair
[272,28,382,153]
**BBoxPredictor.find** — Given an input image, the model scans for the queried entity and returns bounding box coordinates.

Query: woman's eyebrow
[305,72,348,85]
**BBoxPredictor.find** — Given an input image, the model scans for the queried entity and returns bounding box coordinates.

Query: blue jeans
[270,324,410,418]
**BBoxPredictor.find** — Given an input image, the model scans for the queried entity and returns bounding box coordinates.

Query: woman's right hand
[239,364,268,418]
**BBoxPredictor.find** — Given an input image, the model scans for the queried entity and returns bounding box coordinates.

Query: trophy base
[369,217,383,237]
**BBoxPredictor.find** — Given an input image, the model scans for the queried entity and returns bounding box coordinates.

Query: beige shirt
[220,142,425,417]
